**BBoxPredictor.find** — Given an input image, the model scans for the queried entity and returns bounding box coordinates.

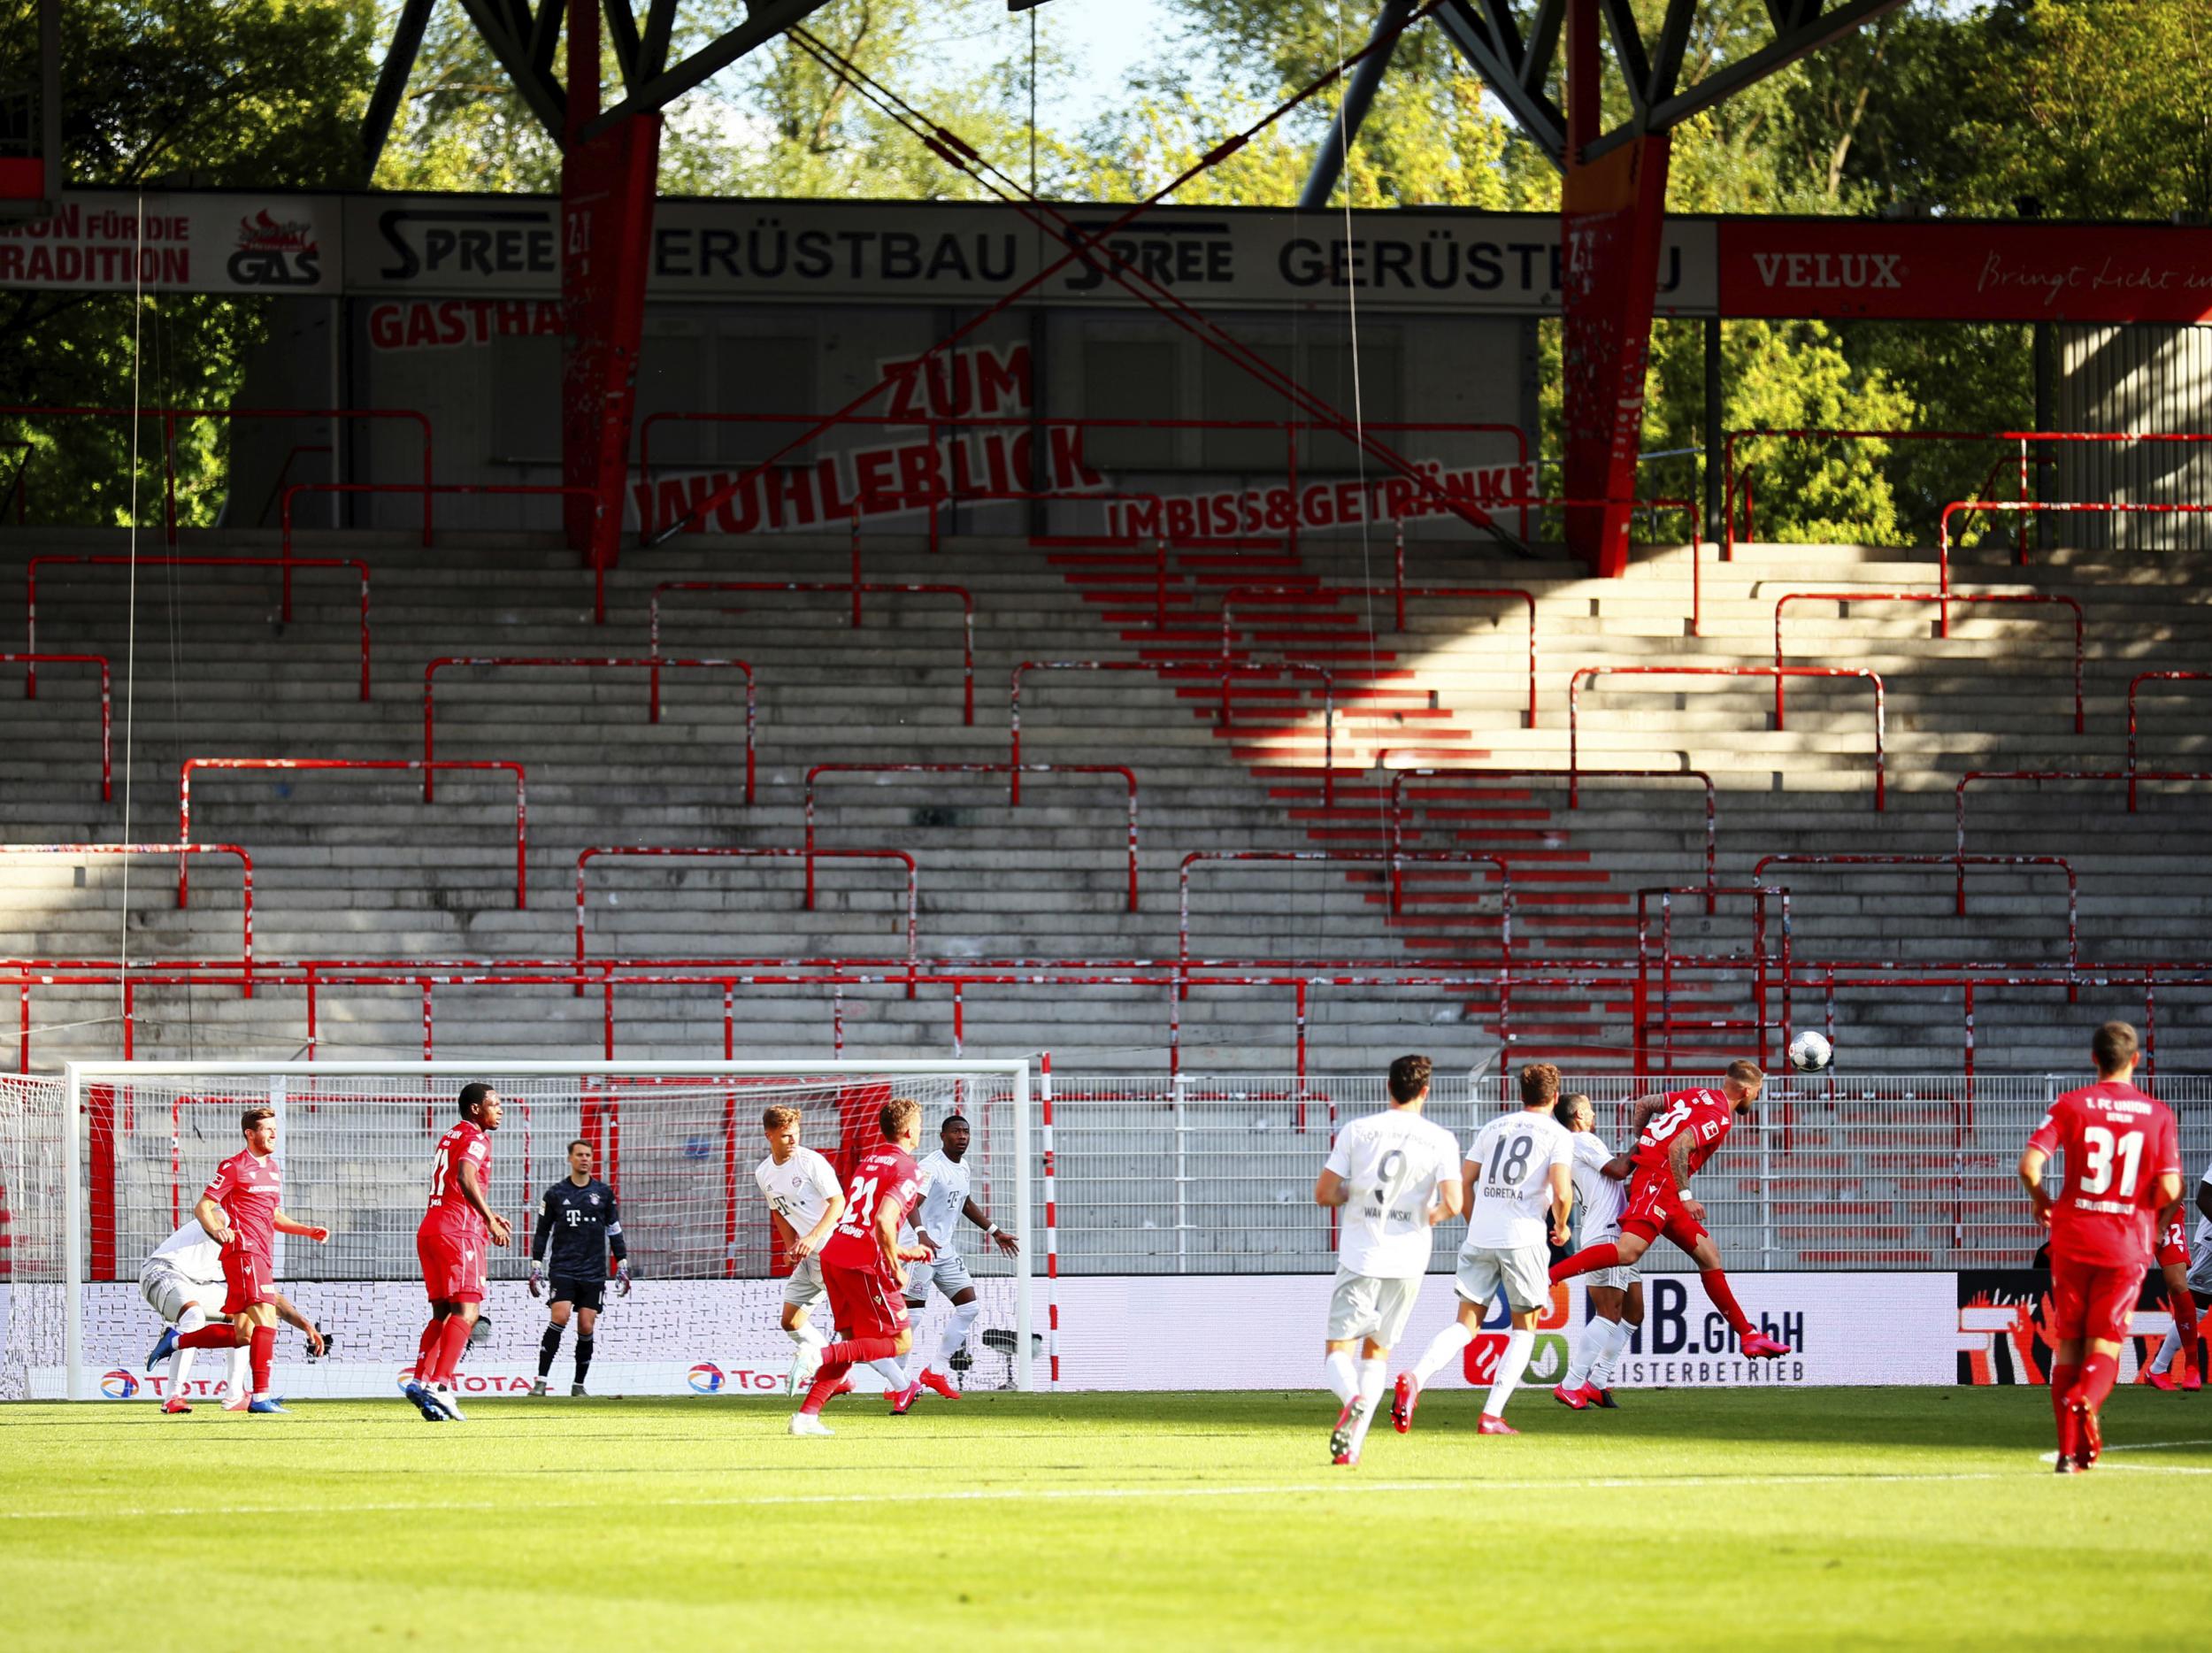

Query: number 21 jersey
[823,1144,923,1273]
[2025,1080,2180,1267]
[1323,1110,1460,1279]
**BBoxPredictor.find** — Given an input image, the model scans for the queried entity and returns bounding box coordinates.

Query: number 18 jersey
[2025,1080,2180,1267]
[1322,1109,1460,1279]
[1463,1110,1573,1250]
[822,1143,923,1273]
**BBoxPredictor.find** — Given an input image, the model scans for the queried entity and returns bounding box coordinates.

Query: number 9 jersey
[2026,1080,2181,1267]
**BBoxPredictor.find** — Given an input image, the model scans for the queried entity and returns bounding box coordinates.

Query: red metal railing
[1632,884,1789,1073]
[636,411,1531,548]
[805,761,1140,912]
[2127,672,2212,810]
[1218,581,1540,728]
[1379,757,1717,909]
[0,404,434,546]
[1772,589,2083,733]
[179,757,528,910]
[1752,852,2079,981]
[423,656,756,804]
[1936,498,2212,640]
[254,444,333,528]
[27,555,372,701]
[575,846,919,996]
[1010,658,1336,803]
[1570,664,1887,811]
[0,844,251,994]
[283,481,611,624]
[1956,771,2212,912]
[650,579,973,725]
[1,652,111,800]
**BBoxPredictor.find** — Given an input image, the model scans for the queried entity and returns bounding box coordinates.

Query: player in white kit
[1549,1092,1641,1410]
[1394,1062,1572,1437]
[897,1111,1021,1405]
[1313,1054,1463,1467]
[755,1104,847,1394]
[140,1219,324,1413]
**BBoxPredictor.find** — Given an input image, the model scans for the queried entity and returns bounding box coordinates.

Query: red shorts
[220,1245,271,1317]
[2046,1255,2147,1345]
[418,1221,488,1304]
[2157,1221,2189,1272]
[1620,1166,1709,1254]
[821,1256,910,1342]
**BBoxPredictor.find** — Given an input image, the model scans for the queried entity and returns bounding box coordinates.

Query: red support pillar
[1559,0,1671,578]
[560,0,659,579]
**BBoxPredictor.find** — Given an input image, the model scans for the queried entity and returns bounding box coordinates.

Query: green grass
[3,1388,2207,1649]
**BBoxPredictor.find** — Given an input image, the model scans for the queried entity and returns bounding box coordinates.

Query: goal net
[0,1061,1031,1403]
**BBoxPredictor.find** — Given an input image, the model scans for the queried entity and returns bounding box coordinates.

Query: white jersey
[2194,1153,2212,1251]
[754,1145,842,1238]
[145,1219,223,1283]
[912,1149,972,1258]
[1463,1110,1574,1250]
[1570,1130,1626,1245]
[1322,1108,1461,1279]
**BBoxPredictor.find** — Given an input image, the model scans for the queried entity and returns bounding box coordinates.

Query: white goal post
[12,1059,1030,1403]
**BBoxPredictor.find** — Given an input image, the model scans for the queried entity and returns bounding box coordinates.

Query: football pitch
[4,1388,2206,1649]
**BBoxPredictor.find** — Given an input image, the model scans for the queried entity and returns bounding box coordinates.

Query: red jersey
[204,1149,282,1265]
[2025,1080,2181,1267]
[422,1119,493,1238]
[1629,1088,1738,1180]
[822,1144,923,1272]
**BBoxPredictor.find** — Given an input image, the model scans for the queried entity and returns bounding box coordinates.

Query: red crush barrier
[1773,588,2082,733]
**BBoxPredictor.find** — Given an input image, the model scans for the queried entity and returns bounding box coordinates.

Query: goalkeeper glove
[615,1261,634,1297]
[527,1260,546,1298]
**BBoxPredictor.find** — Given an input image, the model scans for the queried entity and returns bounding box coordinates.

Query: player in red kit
[2019,1021,2183,1472]
[406,1082,511,1423]
[787,1095,934,1436]
[1548,1059,1792,1360]
[185,1105,329,1414]
[2140,1204,2201,1391]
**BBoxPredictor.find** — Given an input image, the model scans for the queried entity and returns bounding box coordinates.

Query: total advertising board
[11,188,2212,324]
[27,1269,2163,1399]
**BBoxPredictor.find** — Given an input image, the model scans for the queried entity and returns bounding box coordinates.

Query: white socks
[224,1343,250,1401]
[934,1300,980,1367]
[869,1357,910,1393]
[785,1319,828,1350]
[1410,1320,1474,1388]
[1484,1328,1535,1418]
[169,1306,204,1395]
[1590,1319,1633,1388]
[1347,1357,1387,1455]
[2148,1326,2181,1375]
[1325,1348,1360,1403]
[1569,1317,1632,1389]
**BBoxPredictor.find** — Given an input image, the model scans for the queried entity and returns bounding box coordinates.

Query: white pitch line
[2036,1438,2212,1465]
[5,1465,2188,1523]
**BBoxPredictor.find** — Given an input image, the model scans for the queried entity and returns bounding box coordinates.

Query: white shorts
[781,1254,826,1312]
[1455,1242,1551,1315]
[902,1253,976,1306]
[1583,1230,1642,1292]
[2188,1246,2212,1299]
[1325,1267,1421,1349]
[140,1264,224,1326]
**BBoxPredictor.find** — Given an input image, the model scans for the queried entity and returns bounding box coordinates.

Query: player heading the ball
[1548,1059,1792,1361]
[1313,1053,1463,1468]
[407,1082,512,1423]
[529,1138,631,1396]
[1396,1062,1573,1439]
[187,1105,329,1415]
[2019,1021,2182,1472]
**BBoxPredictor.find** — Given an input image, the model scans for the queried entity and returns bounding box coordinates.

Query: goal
[0,1060,1032,1403]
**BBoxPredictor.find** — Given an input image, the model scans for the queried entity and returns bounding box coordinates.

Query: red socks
[415,1317,443,1379]
[2048,1359,2081,1458]
[2076,1352,2119,1413]
[819,1335,901,1367]
[249,1325,275,1396]
[2172,1292,2200,1366]
[1549,1243,1621,1284]
[428,1314,473,1384]
[1700,1267,1755,1338]
[802,1358,855,1415]
[177,1325,237,1349]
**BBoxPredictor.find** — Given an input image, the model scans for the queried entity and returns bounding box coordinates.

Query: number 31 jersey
[2025,1080,2181,1267]
[1463,1111,1574,1251]
[822,1144,923,1273]
[1323,1110,1461,1280]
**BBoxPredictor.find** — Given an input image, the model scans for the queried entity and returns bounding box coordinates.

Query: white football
[1786,1030,1833,1073]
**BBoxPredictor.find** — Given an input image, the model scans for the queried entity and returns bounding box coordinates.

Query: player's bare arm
[2151,1170,2183,1210]
[273,1210,330,1243]
[874,1183,924,1277]
[962,1194,1020,1254]
[2199,1180,2212,1226]
[456,1158,512,1246]
[1601,1154,1633,1180]
[1426,1171,1464,1226]
[1667,1132,1699,1203]
[2017,1146,2054,1226]
[1626,1092,1666,1139]
[192,1191,233,1247]
[792,1192,844,1262]
[1548,1160,1572,1248]
[1313,1167,1349,1207]
[265,1288,326,1357]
